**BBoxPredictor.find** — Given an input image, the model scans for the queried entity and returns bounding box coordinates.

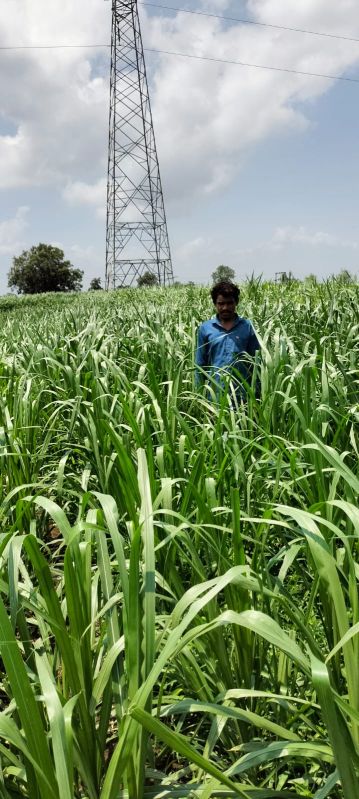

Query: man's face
[215,293,237,321]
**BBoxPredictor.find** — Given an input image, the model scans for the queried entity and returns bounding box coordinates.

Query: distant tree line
[6,244,357,294]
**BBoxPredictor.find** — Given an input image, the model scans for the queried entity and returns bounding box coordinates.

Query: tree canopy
[89,277,102,291]
[211,265,236,284]
[137,271,159,287]
[8,244,83,294]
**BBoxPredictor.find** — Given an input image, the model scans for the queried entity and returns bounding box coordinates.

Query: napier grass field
[0,279,358,799]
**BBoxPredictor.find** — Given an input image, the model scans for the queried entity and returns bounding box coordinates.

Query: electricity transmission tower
[105,0,174,288]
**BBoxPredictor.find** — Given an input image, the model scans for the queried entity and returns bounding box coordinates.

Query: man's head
[211,281,240,322]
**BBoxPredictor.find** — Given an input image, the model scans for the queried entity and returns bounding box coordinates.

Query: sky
[0,0,359,292]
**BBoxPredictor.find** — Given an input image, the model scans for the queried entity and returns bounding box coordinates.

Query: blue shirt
[195,315,260,388]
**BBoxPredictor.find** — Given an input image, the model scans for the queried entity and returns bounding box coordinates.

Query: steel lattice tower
[105,0,173,288]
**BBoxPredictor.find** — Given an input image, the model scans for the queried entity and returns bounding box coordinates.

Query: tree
[89,277,102,291]
[8,244,83,294]
[137,271,159,287]
[211,265,236,284]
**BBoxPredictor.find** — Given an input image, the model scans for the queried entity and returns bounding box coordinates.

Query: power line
[0,43,109,50]
[145,48,359,83]
[139,1,359,44]
[0,41,358,84]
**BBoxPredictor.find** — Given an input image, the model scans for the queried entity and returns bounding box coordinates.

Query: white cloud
[0,206,30,254]
[0,0,109,189]
[69,244,95,260]
[63,178,107,214]
[238,225,359,254]
[248,0,359,36]
[142,0,359,203]
[271,226,358,248]
[176,236,210,260]
[0,0,359,207]
[198,0,232,10]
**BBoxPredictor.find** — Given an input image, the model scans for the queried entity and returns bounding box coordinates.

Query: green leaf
[159,698,300,741]
[310,652,359,799]
[130,707,249,798]
[35,648,74,799]
[0,596,58,799]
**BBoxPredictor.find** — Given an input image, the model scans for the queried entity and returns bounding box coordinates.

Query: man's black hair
[211,281,240,303]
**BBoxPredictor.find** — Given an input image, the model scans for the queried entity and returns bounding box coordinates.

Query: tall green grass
[0,279,358,797]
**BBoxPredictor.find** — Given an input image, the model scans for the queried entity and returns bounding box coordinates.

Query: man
[195,281,260,399]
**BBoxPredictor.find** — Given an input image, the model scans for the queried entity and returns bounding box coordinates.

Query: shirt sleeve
[195,324,209,384]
